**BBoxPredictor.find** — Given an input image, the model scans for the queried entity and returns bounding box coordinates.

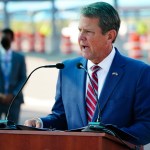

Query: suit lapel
[76,58,88,126]
[99,63,124,111]
[93,50,125,121]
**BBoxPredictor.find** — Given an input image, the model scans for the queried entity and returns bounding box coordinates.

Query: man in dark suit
[0,28,27,124]
[25,2,150,145]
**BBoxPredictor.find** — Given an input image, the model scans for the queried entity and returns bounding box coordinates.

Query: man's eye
[78,29,81,32]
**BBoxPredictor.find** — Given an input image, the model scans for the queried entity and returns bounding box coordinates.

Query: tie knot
[91,65,100,73]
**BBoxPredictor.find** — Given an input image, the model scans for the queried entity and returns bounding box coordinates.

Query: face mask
[1,37,11,50]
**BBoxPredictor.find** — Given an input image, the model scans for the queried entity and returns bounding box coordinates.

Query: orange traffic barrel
[61,35,72,54]
[128,32,142,59]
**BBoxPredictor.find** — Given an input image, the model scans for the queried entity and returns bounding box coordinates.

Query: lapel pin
[112,72,118,76]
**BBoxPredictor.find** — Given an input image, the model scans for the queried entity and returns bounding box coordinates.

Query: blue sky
[0,0,150,21]
[0,0,150,13]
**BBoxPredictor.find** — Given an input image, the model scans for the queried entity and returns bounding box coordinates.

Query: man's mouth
[81,45,89,50]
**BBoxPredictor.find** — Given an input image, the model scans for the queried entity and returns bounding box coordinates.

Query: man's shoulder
[61,56,86,70]
[123,55,149,68]
[12,51,25,58]
[63,56,86,64]
[115,49,149,69]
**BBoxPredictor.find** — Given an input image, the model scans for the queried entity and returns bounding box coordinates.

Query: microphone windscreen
[56,63,65,69]
[76,63,83,69]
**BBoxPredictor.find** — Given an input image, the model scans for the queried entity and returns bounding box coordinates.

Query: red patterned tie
[86,65,100,122]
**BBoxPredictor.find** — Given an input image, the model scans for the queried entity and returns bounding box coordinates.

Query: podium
[0,130,138,150]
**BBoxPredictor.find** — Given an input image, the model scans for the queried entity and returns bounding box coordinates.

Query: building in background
[0,0,149,60]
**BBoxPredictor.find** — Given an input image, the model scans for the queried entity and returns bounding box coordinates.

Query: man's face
[78,16,113,64]
[0,33,12,50]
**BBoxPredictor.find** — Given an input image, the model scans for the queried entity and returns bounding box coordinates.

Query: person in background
[0,28,27,124]
[25,2,150,145]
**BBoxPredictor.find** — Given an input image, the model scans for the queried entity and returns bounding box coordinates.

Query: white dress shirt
[86,47,116,98]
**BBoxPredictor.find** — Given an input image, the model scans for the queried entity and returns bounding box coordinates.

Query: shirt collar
[0,46,12,60]
[87,47,116,72]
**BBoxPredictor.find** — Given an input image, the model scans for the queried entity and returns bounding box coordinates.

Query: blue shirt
[0,46,12,94]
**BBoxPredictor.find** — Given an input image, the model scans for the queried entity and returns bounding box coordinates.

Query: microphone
[76,63,102,123]
[76,63,105,131]
[0,63,65,129]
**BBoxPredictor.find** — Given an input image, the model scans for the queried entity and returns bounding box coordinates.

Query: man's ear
[107,29,117,42]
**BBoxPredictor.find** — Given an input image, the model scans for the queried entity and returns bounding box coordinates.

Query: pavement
[18,51,150,150]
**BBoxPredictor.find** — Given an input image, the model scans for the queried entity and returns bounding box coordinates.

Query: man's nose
[78,32,86,41]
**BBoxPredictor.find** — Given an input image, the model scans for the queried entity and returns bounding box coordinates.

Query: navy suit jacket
[41,49,150,145]
[0,51,26,105]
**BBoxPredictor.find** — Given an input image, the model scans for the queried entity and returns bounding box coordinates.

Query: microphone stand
[0,63,64,129]
[76,63,105,132]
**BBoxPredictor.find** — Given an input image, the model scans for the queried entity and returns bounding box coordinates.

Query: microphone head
[76,63,83,69]
[56,63,65,69]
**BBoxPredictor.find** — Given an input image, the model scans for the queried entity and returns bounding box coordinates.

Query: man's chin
[81,53,91,60]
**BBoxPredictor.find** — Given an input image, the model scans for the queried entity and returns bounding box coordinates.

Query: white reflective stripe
[87,85,97,102]
[86,103,95,114]
[86,97,96,109]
